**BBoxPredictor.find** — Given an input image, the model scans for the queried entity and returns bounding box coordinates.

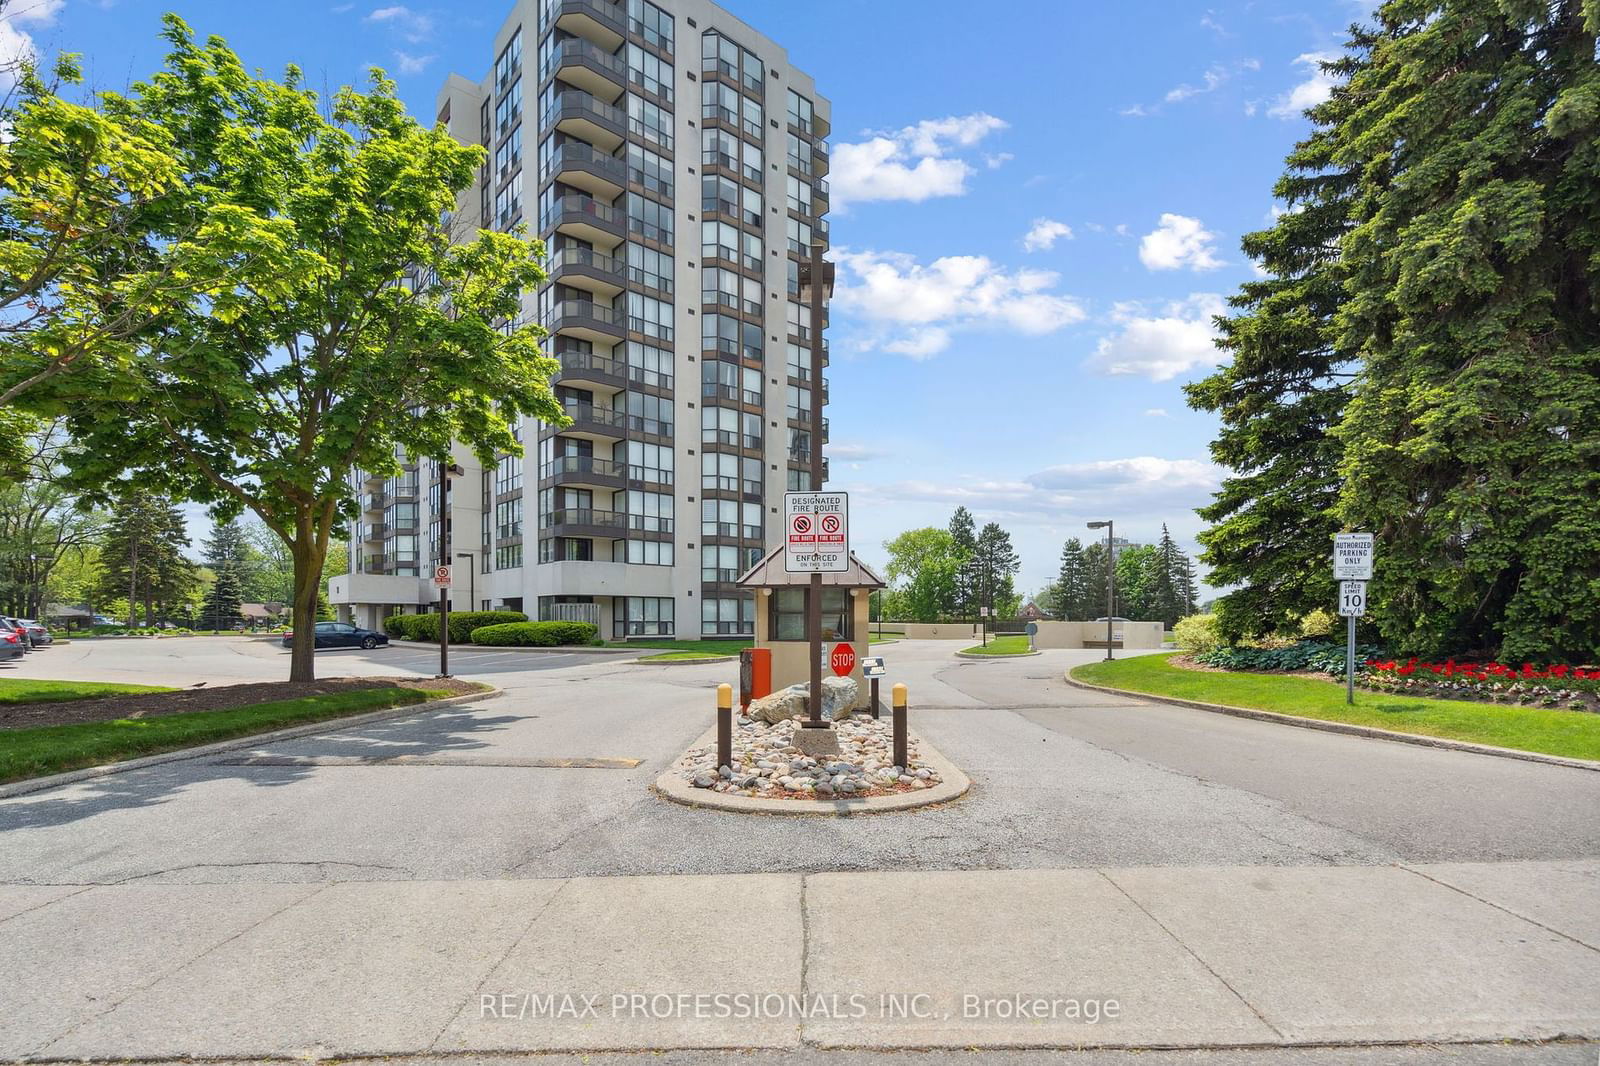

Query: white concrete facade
[332,0,831,640]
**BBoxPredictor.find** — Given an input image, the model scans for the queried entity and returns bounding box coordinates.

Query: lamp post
[797,239,834,730]
[1087,520,1114,661]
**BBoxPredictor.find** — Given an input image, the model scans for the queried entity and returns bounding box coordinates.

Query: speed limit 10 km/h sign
[1339,580,1367,617]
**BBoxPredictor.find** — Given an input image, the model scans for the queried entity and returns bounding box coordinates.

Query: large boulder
[746,675,860,724]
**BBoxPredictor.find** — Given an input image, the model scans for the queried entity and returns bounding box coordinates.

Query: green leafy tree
[96,491,194,626]
[881,527,961,623]
[1115,544,1156,620]
[1185,45,1364,643]
[0,421,105,617]
[1330,0,1600,660]
[34,19,565,680]
[1081,541,1111,619]
[1055,536,1091,620]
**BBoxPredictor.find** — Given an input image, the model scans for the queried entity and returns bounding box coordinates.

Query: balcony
[547,299,625,344]
[543,91,626,153]
[540,454,627,489]
[361,522,389,543]
[389,482,420,501]
[554,348,627,393]
[812,178,829,214]
[541,193,624,248]
[550,0,626,51]
[813,142,830,177]
[541,507,628,538]
[364,492,387,513]
[560,401,628,440]
[546,141,625,199]
[548,245,625,299]
[541,38,625,102]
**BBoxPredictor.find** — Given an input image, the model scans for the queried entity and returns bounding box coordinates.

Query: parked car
[281,622,389,651]
[0,619,27,661]
[2,617,38,651]
[13,619,51,647]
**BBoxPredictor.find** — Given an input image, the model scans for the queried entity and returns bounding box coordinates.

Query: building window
[625,538,674,565]
[627,291,674,341]
[627,440,673,483]
[628,0,673,52]
[625,489,673,533]
[625,242,674,293]
[627,95,674,151]
[625,143,673,197]
[496,542,524,570]
[786,89,814,135]
[770,587,851,641]
[496,82,522,128]
[625,390,674,435]
[618,595,674,636]
[626,43,673,102]
[495,30,522,90]
[625,340,674,389]
[627,195,674,246]
[701,595,753,635]
[496,453,522,494]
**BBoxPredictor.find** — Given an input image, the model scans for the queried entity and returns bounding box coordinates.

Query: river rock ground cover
[672,714,942,800]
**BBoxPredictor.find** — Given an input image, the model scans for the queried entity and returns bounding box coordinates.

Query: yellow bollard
[717,683,734,772]
[892,683,908,771]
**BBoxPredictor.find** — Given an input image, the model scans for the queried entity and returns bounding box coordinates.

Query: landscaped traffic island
[0,676,489,784]
[958,635,1037,658]
[1070,653,1600,762]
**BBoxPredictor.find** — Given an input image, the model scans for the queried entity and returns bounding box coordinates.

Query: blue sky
[4,0,1369,597]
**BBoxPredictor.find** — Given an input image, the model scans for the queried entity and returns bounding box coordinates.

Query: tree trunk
[126,542,139,629]
[287,509,328,683]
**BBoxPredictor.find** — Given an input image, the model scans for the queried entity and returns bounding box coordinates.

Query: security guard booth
[736,545,886,711]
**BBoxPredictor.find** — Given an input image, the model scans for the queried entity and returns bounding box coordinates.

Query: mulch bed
[0,677,483,731]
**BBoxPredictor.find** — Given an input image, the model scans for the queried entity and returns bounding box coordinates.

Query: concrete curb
[0,686,504,800]
[389,638,636,656]
[629,655,738,666]
[955,648,1042,660]
[653,723,970,815]
[1063,671,1600,773]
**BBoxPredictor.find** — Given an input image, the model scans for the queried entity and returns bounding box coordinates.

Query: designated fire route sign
[784,491,849,573]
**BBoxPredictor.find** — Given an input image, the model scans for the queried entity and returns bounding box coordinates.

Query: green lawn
[605,639,752,656]
[0,678,175,704]
[636,650,737,662]
[961,634,1034,656]
[0,686,454,784]
[1072,653,1600,762]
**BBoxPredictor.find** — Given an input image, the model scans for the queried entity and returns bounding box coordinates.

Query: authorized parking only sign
[784,492,848,573]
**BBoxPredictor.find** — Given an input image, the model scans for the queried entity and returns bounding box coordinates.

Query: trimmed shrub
[1195,639,1389,675]
[1298,608,1337,639]
[1173,613,1223,655]
[382,610,528,643]
[470,620,599,647]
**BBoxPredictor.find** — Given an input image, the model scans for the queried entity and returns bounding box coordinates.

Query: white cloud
[1139,213,1224,271]
[830,112,1007,208]
[1144,408,1170,417]
[0,0,65,76]
[366,4,434,43]
[1022,218,1073,252]
[835,248,1087,359]
[984,152,1013,169]
[393,50,435,74]
[1086,294,1226,382]
[1165,65,1228,103]
[1268,52,1339,119]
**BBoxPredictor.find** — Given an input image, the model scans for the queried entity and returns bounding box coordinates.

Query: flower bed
[1193,639,1388,675]
[1363,659,1600,713]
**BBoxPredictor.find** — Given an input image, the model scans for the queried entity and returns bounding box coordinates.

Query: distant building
[1017,601,1047,622]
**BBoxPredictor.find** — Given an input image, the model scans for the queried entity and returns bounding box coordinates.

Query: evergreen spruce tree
[201,561,244,629]
[97,493,195,626]
[1185,41,1366,643]
[1056,537,1090,620]
[948,506,978,617]
[1143,525,1187,628]
[1081,541,1111,620]
[970,522,1020,619]
[1331,0,1600,660]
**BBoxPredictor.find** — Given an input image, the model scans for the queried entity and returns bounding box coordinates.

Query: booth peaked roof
[736,545,886,589]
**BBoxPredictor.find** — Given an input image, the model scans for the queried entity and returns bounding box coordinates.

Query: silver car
[14,619,51,646]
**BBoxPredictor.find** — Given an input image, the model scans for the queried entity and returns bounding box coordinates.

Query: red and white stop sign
[830,642,856,677]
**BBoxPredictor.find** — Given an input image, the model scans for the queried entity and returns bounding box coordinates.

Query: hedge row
[383,610,527,644]
[469,621,600,647]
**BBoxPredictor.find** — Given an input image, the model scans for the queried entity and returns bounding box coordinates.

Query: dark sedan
[281,621,389,651]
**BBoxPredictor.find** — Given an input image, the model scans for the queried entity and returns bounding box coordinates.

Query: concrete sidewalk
[2,860,1596,1060]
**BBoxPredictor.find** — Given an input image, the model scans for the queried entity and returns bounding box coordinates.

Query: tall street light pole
[456,551,476,612]
[800,240,833,730]
[438,462,465,679]
[1088,520,1114,661]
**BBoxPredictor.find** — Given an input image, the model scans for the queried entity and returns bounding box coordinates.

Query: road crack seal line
[33,880,334,1057]
[1096,869,1286,1041]
[107,860,412,884]
[1398,864,1600,953]
[425,878,575,1052]
[0,884,95,927]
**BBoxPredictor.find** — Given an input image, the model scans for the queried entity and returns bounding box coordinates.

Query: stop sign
[830,642,856,677]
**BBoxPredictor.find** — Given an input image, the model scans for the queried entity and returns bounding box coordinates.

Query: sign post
[433,564,452,678]
[785,492,849,730]
[862,655,886,719]
[1333,534,1373,705]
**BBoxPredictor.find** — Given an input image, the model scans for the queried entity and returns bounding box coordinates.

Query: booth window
[771,587,851,641]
